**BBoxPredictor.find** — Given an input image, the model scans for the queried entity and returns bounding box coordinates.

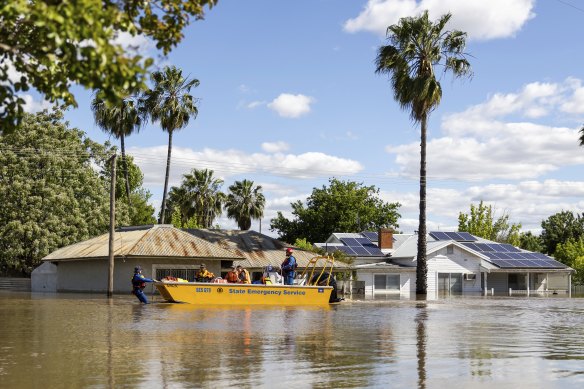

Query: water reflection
[2,292,584,388]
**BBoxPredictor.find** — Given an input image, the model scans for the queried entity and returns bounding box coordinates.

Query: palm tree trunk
[120,134,132,208]
[416,113,428,295]
[160,130,173,224]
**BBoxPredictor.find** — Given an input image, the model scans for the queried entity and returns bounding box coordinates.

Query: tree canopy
[0,110,132,275]
[270,179,401,244]
[0,0,216,134]
[458,201,521,245]
[540,211,584,255]
[554,237,584,285]
[225,179,265,230]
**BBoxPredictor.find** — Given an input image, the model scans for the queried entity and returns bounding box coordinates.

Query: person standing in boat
[131,266,157,304]
[195,264,215,282]
[224,265,239,283]
[281,248,297,285]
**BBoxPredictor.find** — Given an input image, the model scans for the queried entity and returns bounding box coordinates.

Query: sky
[23,0,584,238]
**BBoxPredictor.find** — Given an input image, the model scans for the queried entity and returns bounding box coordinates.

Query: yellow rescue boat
[155,256,340,306]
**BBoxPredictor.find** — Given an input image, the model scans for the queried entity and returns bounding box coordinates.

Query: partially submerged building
[316,229,573,297]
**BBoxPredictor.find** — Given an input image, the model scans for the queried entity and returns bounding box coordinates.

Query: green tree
[225,179,265,230]
[0,0,216,133]
[518,231,544,253]
[165,169,224,228]
[375,11,471,294]
[458,201,522,244]
[0,110,130,275]
[270,179,401,244]
[554,237,584,284]
[141,66,200,223]
[91,91,142,205]
[540,211,584,255]
[171,208,201,229]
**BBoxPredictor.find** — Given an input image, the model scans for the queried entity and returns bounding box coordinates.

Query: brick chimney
[378,228,393,249]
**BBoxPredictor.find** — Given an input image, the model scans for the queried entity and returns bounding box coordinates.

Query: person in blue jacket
[281,248,297,285]
[131,266,157,304]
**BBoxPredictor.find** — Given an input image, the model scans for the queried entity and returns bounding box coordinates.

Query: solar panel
[361,232,378,241]
[429,231,450,241]
[355,237,371,245]
[364,245,384,256]
[349,246,370,256]
[456,232,478,241]
[340,238,359,246]
[462,242,481,252]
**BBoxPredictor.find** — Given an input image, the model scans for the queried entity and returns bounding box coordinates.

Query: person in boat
[195,264,215,282]
[131,266,157,304]
[264,265,282,285]
[281,248,297,285]
[236,265,251,284]
[224,265,239,283]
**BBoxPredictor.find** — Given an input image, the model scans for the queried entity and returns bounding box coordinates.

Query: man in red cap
[281,247,297,285]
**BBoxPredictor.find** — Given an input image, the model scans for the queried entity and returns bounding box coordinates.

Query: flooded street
[1,292,584,388]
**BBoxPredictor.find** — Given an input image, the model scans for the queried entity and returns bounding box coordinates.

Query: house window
[374,274,400,291]
[446,246,454,254]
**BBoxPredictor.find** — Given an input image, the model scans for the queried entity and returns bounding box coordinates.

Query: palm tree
[182,168,225,228]
[375,11,471,294]
[141,66,199,224]
[225,179,265,230]
[579,125,584,146]
[91,91,142,206]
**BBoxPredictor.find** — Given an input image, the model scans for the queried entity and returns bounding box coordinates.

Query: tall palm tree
[141,66,199,224]
[225,179,265,230]
[375,11,471,294]
[579,125,584,146]
[182,168,225,228]
[91,91,142,206]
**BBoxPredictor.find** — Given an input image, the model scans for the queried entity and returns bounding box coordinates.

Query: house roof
[186,229,352,270]
[43,225,244,262]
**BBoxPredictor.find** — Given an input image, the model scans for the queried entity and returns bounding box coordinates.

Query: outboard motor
[310,272,343,303]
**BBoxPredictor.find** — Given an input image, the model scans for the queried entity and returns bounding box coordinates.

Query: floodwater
[1,292,583,389]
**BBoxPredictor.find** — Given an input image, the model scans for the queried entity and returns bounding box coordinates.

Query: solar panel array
[430,231,477,242]
[320,235,385,257]
[361,231,378,241]
[461,242,567,269]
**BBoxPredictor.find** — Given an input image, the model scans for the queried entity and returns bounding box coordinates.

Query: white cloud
[247,100,265,109]
[386,78,584,181]
[21,94,52,113]
[112,31,153,57]
[261,141,290,153]
[128,145,363,186]
[267,93,315,118]
[344,0,535,41]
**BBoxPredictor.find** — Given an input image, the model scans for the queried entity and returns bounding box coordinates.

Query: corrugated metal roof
[43,225,243,261]
[186,229,351,270]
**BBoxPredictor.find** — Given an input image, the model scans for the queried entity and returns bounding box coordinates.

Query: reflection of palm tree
[415,304,428,389]
[91,91,142,206]
[141,66,199,223]
[225,179,265,230]
[181,168,225,228]
[375,11,471,294]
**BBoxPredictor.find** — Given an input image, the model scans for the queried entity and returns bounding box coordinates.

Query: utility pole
[107,154,117,298]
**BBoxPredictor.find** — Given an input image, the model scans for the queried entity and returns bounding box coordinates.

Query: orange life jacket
[225,271,239,283]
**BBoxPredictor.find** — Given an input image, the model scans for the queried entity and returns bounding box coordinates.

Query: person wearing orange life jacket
[195,264,215,282]
[281,248,297,285]
[236,265,251,284]
[224,265,239,283]
[131,266,157,304]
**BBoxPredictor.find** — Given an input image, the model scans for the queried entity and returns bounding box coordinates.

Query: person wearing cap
[224,265,239,283]
[281,248,297,285]
[195,264,215,283]
[131,266,157,304]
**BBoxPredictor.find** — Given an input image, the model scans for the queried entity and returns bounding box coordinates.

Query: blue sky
[26,0,584,236]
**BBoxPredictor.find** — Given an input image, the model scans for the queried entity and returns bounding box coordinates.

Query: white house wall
[427,245,483,294]
[548,273,570,290]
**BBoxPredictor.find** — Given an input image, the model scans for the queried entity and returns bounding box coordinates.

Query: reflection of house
[32,225,348,293]
[316,229,573,297]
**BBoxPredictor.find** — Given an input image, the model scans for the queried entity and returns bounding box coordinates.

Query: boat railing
[299,256,335,286]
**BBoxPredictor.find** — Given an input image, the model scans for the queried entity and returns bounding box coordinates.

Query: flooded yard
[1,291,583,388]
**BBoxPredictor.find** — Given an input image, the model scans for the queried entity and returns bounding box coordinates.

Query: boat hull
[155,281,333,306]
